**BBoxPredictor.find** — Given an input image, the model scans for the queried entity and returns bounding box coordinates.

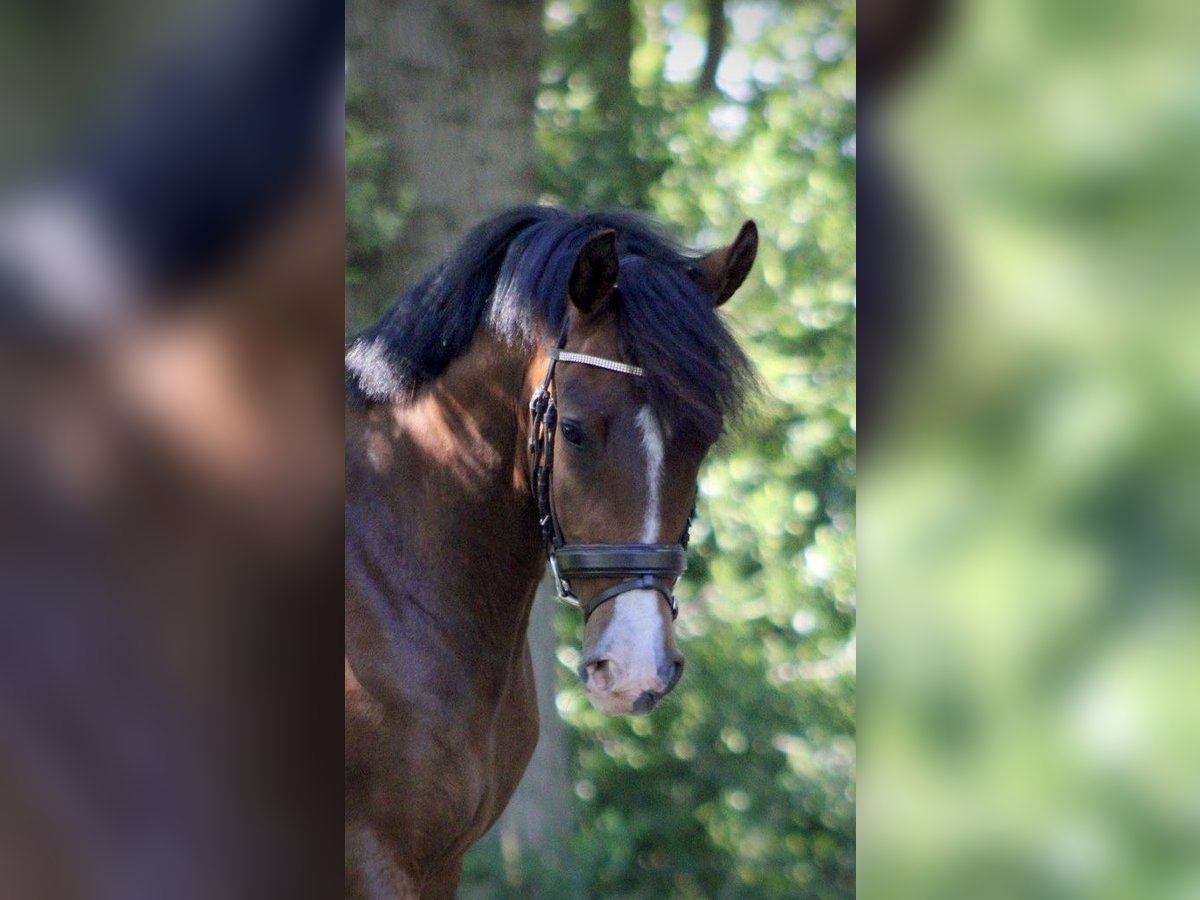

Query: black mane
[346,206,753,444]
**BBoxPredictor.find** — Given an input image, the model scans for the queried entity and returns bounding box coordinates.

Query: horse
[344,206,758,898]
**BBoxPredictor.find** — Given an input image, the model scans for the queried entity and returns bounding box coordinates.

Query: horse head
[530,220,758,715]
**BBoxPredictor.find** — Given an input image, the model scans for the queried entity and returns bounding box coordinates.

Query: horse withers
[344,207,757,898]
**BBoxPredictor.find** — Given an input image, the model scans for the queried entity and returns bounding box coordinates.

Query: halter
[528,327,695,621]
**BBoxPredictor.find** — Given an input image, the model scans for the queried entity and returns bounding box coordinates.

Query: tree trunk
[345,0,544,328]
[697,0,727,96]
[594,0,634,125]
[491,578,575,868]
[592,0,649,208]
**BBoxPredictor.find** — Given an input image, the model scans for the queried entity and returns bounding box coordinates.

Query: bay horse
[344,206,757,898]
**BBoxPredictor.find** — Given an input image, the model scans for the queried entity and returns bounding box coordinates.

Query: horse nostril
[659,656,685,692]
[581,658,615,691]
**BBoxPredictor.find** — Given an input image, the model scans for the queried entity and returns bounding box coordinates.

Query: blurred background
[347,0,855,897]
[860,0,1200,898]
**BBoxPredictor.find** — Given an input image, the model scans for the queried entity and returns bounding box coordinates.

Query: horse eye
[560,421,585,447]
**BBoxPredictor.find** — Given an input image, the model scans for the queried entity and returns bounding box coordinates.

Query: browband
[549,348,645,378]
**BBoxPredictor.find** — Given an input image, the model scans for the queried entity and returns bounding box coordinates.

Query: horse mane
[346,205,753,444]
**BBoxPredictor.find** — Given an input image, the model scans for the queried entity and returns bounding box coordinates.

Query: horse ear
[568,229,619,315]
[695,220,758,306]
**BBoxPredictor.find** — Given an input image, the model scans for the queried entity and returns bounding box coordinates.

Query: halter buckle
[529,389,549,455]
[548,553,580,608]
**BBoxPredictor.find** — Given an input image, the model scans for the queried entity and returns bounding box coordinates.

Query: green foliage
[345,77,410,291]
[538,0,670,207]
[859,3,1200,897]
[466,1,857,897]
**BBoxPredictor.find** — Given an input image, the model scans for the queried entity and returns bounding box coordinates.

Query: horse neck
[345,329,546,692]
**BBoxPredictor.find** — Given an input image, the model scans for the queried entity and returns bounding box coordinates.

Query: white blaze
[635,406,664,543]
[590,588,664,707]
[586,406,669,711]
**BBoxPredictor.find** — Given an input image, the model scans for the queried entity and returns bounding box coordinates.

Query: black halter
[528,328,694,621]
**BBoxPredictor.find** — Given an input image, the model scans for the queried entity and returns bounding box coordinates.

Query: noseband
[528,330,694,621]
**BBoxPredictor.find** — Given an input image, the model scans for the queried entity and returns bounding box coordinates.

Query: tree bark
[491,578,575,869]
[345,0,544,328]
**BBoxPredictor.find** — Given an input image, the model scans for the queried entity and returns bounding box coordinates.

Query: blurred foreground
[0,2,344,897]
[861,1,1200,898]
